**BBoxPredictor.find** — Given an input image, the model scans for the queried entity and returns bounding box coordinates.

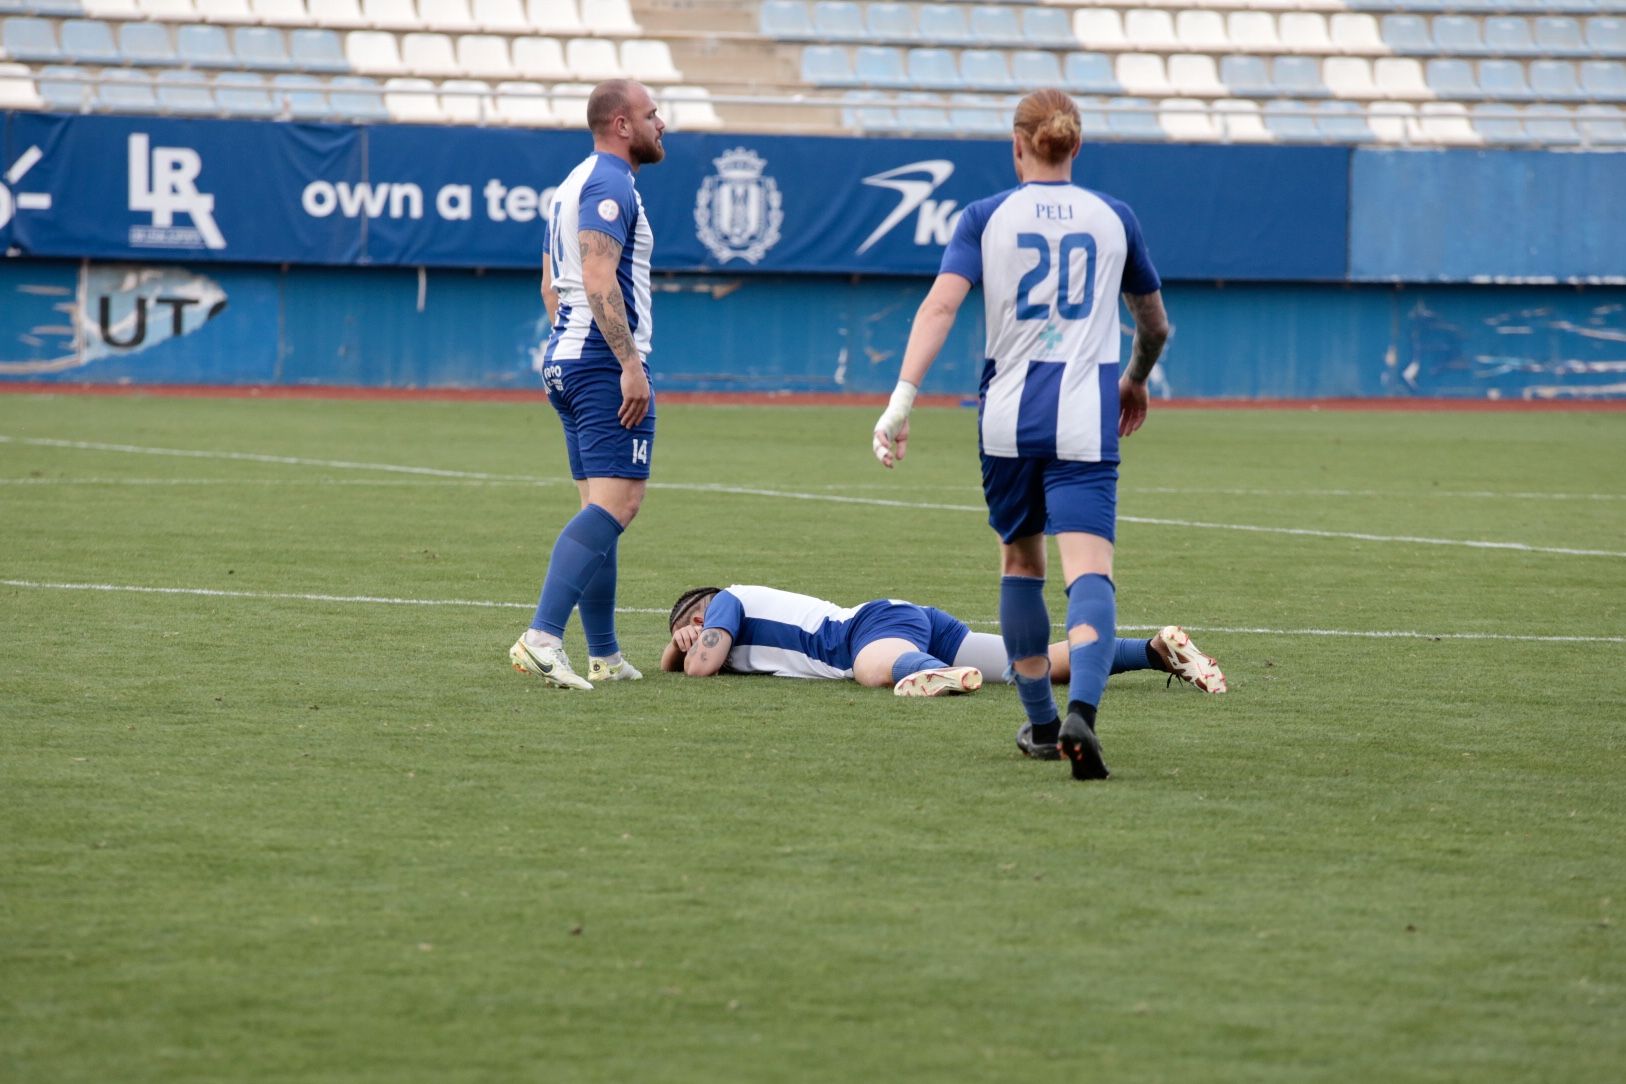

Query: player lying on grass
[661,586,1225,715]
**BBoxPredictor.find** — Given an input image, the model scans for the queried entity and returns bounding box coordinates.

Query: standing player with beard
[510,79,666,690]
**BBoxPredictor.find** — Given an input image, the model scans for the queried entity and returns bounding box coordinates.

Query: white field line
[4,579,1624,645]
[4,435,1623,559]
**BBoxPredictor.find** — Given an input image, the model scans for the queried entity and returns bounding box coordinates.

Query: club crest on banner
[694,147,782,265]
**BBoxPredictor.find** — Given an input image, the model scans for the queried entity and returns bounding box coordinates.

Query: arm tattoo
[580,231,640,369]
[700,629,721,649]
[1123,293,1170,383]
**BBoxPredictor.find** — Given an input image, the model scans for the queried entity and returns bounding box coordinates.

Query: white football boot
[509,637,593,690]
[588,655,644,682]
[1149,626,1227,694]
[893,665,983,698]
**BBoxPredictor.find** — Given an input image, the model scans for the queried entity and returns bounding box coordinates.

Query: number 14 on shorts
[631,438,650,465]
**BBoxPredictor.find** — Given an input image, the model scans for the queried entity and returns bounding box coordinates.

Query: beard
[631,130,665,165]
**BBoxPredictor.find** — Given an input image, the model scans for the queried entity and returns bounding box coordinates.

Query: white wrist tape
[875,381,918,436]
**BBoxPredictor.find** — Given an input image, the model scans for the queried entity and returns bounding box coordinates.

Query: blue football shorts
[846,602,970,663]
[980,455,1118,544]
[547,362,656,480]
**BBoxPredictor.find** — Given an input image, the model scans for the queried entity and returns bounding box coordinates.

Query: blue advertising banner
[1,112,1351,279]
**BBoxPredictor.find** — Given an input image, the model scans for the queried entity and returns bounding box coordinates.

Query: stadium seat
[1226,12,1277,53]
[1169,53,1224,97]
[119,22,177,66]
[1417,101,1480,144]
[841,89,895,130]
[404,31,461,77]
[550,81,593,126]
[1076,95,1112,140]
[455,34,512,77]
[1577,103,1626,145]
[1585,18,1626,57]
[1478,59,1533,101]
[1123,9,1177,51]
[234,26,294,70]
[799,43,852,85]
[906,46,956,87]
[760,0,812,40]
[138,0,195,22]
[155,68,216,114]
[958,48,1012,91]
[1175,11,1226,52]
[1116,53,1172,97]
[1263,99,1319,142]
[307,0,367,29]
[1480,16,1532,55]
[2,17,62,63]
[895,91,952,133]
[78,0,137,15]
[440,77,492,121]
[345,29,404,74]
[1368,100,1418,144]
[327,73,389,120]
[1104,96,1162,141]
[289,28,346,72]
[866,2,914,43]
[662,84,721,129]
[1534,17,1586,57]
[272,71,330,117]
[1530,59,1583,100]
[1523,103,1580,144]
[1009,49,1061,89]
[38,64,88,110]
[1470,102,1528,143]
[918,4,972,47]
[969,5,1024,48]
[565,36,622,79]
[196,0,254,24]
[214,70,279,116]
[1329,14,1384,56]
[255,0,316,26]
[1019,7,1070,47]
[1073,9,1125,52]
[60,19,119,65]
[527,0,583,35]
[812,0,864,42]
[97,68,159,111]
[1221,55,1274,99]
[1325,57,1379,99]
[1214,99,1270,142]
[1063,52,1118,96]
[421,0,478,33]
[177,24,233,66]
[948,92,1007,135]
[384,75,441,121]
[855,44,907,87]
[1279,13,1331,54]
[0,61,42,110]
[620,39,678,82]
[1580,60,1626,100]
[1272,56,1327,98]
[1374,57,1430,99]
[472,0,528,34]
[580,0,638,36]
[493,79,553,125]
[1159,97,1217,141]
[1316,100,1376,143]
[1379,14,1431,55]
[1433,15,1486,56]
[1426,58,1480,100]
[362,0,416,30]
[511,35,568,79]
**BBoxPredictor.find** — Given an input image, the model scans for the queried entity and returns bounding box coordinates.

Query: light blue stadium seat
[949,92,1007,135]
[1076,97,1111,139]
[273,73,331,118]
[1104,96,1161,141]
[290,29,347,73]
[1586,18,1626,57]
[1316,101,1375,144]
[2,17,62,62]
[1379,14,1432,55]
[1220,54,1273,98]
[1010,49,1061,88]
[866,2,915,42]
[1064,52,1117,95]
[1524,103,1580,143]
[119,23,176,67]
[1479,58,1534,100]
[1470,102,1529,143]
[1578,104,1626,145]
[906,46,957,87]
[214,70,278,116]
[1483,16,1535,55]
[16,0,79,14]
[38,64,87,109]
[1427,58,1480,99]
[1264,99,1319,142]
[1272,56,1327,98]
[1530,59,1583,99]
[1581,60,1626,100]
[1020,7,1072,47]
[1434,15,1486,55]
[233,27,292,71]
[177,25,233,68]
[800,44,854,85]
[1534,17,1586,57]
[840,89,895,130]
[97,69,157,112]
[854,44,906,87]
[917,4,973,47]
[328,74,388,121]
[156,69,217,115]
[812,1,863,42]
[959,48,1013,91]
[896,91,952,133]
[60,19,119,65]
[759,0,813,40]
[969,5,1023,47]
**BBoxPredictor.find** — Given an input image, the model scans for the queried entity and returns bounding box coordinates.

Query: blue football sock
[1065,573,1116,715]
[890,650,948,684]
[578,537,620,657]
[1111,637,1154,674]
[1000,575,1057,725]
[529,504,624,638]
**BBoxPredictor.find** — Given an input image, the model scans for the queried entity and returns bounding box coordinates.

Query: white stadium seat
[620,39,679,83]
[305,0,365,28]
[1226,11,1278,53]
[253,0,314,25]
[420,0,478,33]
[1073,10,1126,51]
[1329,14,1383,56]
[1325,57,1378,99]
[361,0,416,31]
[0,62,42,110]
[472,0,528,34]
[139,0,197,22]
[1123,9,1178,51]
[1169,53,1224,97]
[1159,97,1216,141]
[527,0,583,35]
[1374,57,1430,100]
[1279,13,1331,54]
[1418,102,1481,145]
[345,29,405,74]
[580,0,638,36]
[384,76,443,122]
[551,80,593,125]
[1214,99,1271,143]
[512,35,569,79]
[1116,53,1173,98]
[1368,101,1418,144]
[439,77,492,121]
[494,78,556,124]
[457,33,515,78]
[402,31,460,77]
[196,0,255,25]
[1175,10,1227,52]
[663,84,722,130]
[565,36,623,79]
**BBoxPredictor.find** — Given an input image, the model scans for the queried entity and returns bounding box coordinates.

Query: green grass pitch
[2,393,1623,1082]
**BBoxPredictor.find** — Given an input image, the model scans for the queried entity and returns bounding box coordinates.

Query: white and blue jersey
[940,181,1160,465]
[702,585,970,680]
[540,152,655,370]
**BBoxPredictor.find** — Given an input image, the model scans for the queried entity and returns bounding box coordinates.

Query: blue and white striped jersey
[540,152,655,369]
[940,180,1160,464]
[703,585,886,680]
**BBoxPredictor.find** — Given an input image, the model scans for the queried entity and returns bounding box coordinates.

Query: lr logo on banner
[127,133,225,251]
[694,147,782,265]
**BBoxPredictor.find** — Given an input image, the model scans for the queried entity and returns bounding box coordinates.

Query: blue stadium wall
[2,113,1622,399]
